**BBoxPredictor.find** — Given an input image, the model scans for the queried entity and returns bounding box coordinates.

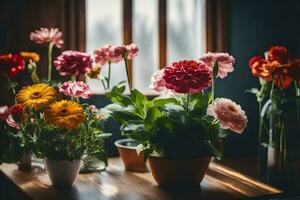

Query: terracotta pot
[45,158,80,187]
[18,152,32,172]
[114,138,147,172]
[148,156,211,188]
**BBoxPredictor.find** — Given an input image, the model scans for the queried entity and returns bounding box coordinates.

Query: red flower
[0,54,25,77]
[54,51,92,76]
[163,60,212,93]
[9,104,24,117]
[288,58,300,81]
[268,46,291,64]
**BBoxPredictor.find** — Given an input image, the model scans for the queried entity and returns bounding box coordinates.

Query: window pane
[86,0,126,93]
[167,0,206,64]
[133,0,159,91]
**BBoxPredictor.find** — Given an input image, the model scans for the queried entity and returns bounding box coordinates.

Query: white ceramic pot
[45,158,81,187]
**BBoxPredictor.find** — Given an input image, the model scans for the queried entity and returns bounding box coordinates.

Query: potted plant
[105,52,248,187]
[0,51,41,171]
[90,43,147,172]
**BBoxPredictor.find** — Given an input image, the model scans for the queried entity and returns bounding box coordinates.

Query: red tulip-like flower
[0,54,25,77]
[163,60,212,93]
[30,27,64,48]
[268,46,291,64]
[54,51,92,76]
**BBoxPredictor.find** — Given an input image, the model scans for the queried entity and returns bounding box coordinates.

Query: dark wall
[220,0,300,156]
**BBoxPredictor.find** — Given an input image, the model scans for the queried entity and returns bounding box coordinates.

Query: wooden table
[0,158,282,200]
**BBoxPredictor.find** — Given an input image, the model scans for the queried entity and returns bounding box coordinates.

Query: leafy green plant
[104,83,225,159]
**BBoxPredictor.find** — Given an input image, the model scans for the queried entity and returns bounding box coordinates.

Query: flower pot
[148,156,211,188]
[18,152,32,172]
[114,138,147,172]
[45,158,81,187]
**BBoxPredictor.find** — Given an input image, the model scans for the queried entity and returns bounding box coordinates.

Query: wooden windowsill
[0,157,282,200]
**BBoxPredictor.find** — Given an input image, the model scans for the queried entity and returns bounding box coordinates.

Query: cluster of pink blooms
[59,81,93,99]
[94,43,139,65]
[150,52,235,92]
[199,52,235,79]
[54,51,92,76]
[207,98,248,134]
[148,52,247,134]
[30,27,64,48]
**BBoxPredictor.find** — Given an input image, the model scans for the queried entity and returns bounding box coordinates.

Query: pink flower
[207,98,248,134]
[149,69,166,92]
[114,43,139,60]
[59,81,93,99]
[125,44,139,60]
[200,52,235,79]
[163,60,212,93]
[94,45,122,65]
[6,115,20,129]
[54,51,92,76]
[30,27,64,48]
[0,106,9,121]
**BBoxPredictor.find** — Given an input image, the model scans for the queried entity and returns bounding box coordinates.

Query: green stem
[211,75,215,102]
[123,58,132,95]
[100,78,107,91]
[47,43,54,83]
[294,81,300,119]
[108,61,111,89]
[71,75,76,82]
[6,75,16,104]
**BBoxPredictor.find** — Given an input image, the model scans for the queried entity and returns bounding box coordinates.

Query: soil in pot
[114,138,148,173]
[45,158,81,187]
[148,156,211,188]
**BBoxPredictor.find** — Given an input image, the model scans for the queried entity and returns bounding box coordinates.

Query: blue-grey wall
[218,0,300,156]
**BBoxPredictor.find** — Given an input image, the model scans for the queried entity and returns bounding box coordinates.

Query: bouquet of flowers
[248,46,300,175]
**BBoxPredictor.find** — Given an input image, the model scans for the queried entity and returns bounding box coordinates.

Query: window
[86,0,207,93]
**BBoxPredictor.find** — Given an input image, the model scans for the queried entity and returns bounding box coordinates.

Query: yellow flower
[20,52,40,62]
[44,100,84,129]
[87,66,100,79]
[16,83,56,110]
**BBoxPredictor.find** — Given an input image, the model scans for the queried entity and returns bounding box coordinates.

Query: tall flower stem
[6,75,17,104]
[211,76,215,102]
[47,42,54,82]
[123,58,132,95]
[71,75,76,82]
[108,61,111,89]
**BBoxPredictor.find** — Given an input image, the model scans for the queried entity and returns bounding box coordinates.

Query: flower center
[31,91,41,99]
[228,105,237,113]
[61,109,68,115]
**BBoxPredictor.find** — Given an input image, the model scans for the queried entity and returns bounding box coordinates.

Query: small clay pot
[45,158,81,187]
[148,156,211,188]
[114,138,147,173]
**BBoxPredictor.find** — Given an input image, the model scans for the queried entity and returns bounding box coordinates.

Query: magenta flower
[149,69,166,92]
[200,52,235,79]
[54,51,92,76]
[94,44,122,65]
[30,27,64,48]
[207,98,248,134]
[59,81,93,99]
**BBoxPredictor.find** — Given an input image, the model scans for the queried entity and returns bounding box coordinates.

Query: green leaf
[131,89,149,116]
[144,107,163,129]
[152,97,180,107]
[245,88,259,95]
[105,85,131,106]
